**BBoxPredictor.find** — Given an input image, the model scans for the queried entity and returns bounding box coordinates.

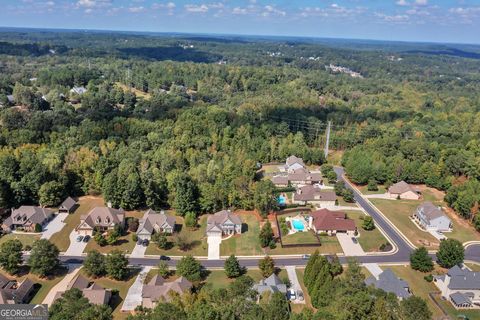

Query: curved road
[57,167,480,268]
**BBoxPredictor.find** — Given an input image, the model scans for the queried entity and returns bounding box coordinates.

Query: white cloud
[232,7,248,15]
[414,0,428,6]
[77,0,111,8]
[396,0,409,6]
[128,6,145,13]
[185,4,209,13]
[375,12,410,22]
[262,5,286,17]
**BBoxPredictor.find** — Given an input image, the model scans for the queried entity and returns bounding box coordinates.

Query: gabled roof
[388,181,417,194]
[288,171,322,182]
[271,175,289,185]
[137,210,176,235]
[60,197,77,210]
[7,206,53,227]
[365,269,411,299]
[450,292,472,305]
[80,207,124,229]
[286,155,305,168]
[446,266,480,290]
[142,276,192,302]
[206,210,242,232]
[61,274,111,305]
[293,186,336,202]
[416,202,449,223]
[253,274,287,295]
[310,208,356,231]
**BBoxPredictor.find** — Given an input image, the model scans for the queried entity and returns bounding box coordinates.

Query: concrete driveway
[42,264,81,306]
[121,266,151,312]
[363,263,383,279]
[336,233,366,256]
[286,266,305,304]
[130,243,147,258]
[41,212,68,240]
[207,234,221,260]
[64,230,88,255]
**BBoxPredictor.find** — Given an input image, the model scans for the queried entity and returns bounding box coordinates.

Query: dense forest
[0,30,479,232]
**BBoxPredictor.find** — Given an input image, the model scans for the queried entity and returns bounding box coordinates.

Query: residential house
[365,269,411,300]
[142,275,192,308]
[70,86,87,95]
[2,206,54,232]
[433,265,480,309]
[283,155,306,173]
[387,181,420,200]
[206,210,242,236]
[54,274,111,305]
[58,197,78,214]
[308,208,356,235]
[136,209,176,240]
[413,202,452,232]
[293,185,336,207]
[253,274,287,296]
[0,275,35,304]
[271,175,289,187]
[76,207,125,236]
[271,169,322,188]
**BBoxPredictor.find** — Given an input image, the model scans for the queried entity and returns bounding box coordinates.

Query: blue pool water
[292,219,305,231]
[278,195,286,205]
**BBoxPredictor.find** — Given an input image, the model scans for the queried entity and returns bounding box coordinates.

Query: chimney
[308,216,313,229]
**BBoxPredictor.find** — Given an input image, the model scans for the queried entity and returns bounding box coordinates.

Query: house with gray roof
[136,209,176,240]
[387,181,420,200]
[2,206,54,232]
[293,185,336,207]
[253,274,287,297]
[141,275,192,308]
[76,207,125,236]
[433,265,480,309]
[54,274,111,305]
[0,274,35,304]
[413,202,452,232]
[206,210,242,236]
[283,155,306,173]
[59,197,78,214]
[365,269,411,300]
[271,168,322,188]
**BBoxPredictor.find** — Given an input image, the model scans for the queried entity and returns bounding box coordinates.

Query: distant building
[0,275,35,304]
[434,265,480,309]
[2,206,54,232]
[413,202,452,232]
[142,275,192,308]
[76,207,125,236]
[136,209,176,240]
[59,197,78,214]
[284,155,306,173]
[271,168,322,187]
[206,210,242,236]
[293,185,336,207]
[54,274,111,305]
[387,181,420,200]
[253,274,287,296]
[70,86,87,95]
[308,208,356,235]
[365,269,411,300]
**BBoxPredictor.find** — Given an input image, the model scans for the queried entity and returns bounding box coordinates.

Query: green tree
[410,247,434,272]
[343,188,355,203]
[49,288,112,320]
[34,223,43,232]
[334,181,345,196]
[329,254,343,276]
[157,261,170,278]
[38,180,65,207]
[400,296,432,320]
[326,171,337,183]
[362,216,375,231]
[152,232,169,249]
[184,212,197,228]
[0,239,23,274]
[84,250,106,277]
[436,238,464,268]
[105,251,129,280]
[367,179,378,191]
[253,180,277,218]
[258,256,275,278]
[171,174,199,216]
[176,255,202,282]
[94,233,107,246]
[29,239,59,277]
[259,221,274,248]
[224,254,243,278]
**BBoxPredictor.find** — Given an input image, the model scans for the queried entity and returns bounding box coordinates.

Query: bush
[34,223,42,233]
[423,274,433,282]
[362,216,375,231]
[132,233,138,242]
[367,179,378,191]
[268,239,277,249]
[379,242,392,252]
[94,233,107,246]
[185,212,197,228]
[343,189,355,203]
[127,218,139,232]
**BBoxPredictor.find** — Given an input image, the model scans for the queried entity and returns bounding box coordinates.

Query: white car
[288,289,296,301]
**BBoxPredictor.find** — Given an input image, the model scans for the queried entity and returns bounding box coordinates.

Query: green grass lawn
[344,211,388,252]
[221,213,264,256]
[49,196,105,252]
[465,263,480,272]
[281,231,319,245]
[85,232,136,255]
[145,215,208,256]
[388,266,480,320]
[357,185,387,195]
[268,235,342,255]
[327,150,344,166]
[204,269,288,290]
[0,233,40,249]
[336,197,358,207]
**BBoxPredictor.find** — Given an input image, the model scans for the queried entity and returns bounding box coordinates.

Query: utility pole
[324,121,331,159]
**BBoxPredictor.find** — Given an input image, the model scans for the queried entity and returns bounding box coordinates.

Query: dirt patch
[416,185,445,201]
[444,206,472,229]
[236,209,263,222]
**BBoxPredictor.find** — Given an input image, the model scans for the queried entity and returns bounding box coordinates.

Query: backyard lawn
[344,210,389,252]
[281,231,319,245]
[0,233,40,249]
[388,265,480,320]
[49,196,105,252]
[268,235,342,255]
[145,215,208,256]
[221,213,264,256]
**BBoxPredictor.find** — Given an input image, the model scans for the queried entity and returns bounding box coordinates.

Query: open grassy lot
[281,231,319,245]
[79,268,139,320]
[145,215,208,256]
[221,213,264,256]
[0,267,68,305]
[357,185,387,195]
[344,210,388,252]
[388,265,480,320]
[204,269,288,290]
[49,196,105,252]
[0,233,40,249]
[85,232,136,254]
[268,235,342,255]
[327,150,344,166]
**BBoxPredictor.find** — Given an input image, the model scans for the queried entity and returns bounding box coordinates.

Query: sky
[1,0,480,44]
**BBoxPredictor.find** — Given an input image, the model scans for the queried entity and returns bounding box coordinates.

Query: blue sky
[1,0,480,44]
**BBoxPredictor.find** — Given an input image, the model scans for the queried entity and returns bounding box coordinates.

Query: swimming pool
[292,219,305,231]
[278,195,286,205]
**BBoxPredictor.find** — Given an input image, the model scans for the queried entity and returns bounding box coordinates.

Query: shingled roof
[137,209,176,235]
[293,186,336,202]
[4,206,53,228]
[80,207,124,229]
[142,276,192,302]
[206,210,242,232]
[416,202,448,223]
[388,181,417,194]
[310,208,356,231]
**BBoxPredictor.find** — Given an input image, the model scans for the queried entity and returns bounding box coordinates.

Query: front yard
[344,210,389,252]
[145,215,208,256]
[204,269,288,290]
[220,212,264,256]
[85,233,136,255]
[0,233,40,249]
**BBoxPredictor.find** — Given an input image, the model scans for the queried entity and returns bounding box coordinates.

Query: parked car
[297,290,304,301]
[83,235,90,242]
[137,239,143,245]
[302,254,310,260]
[142,239,149,246]
[160,255,171,261]
[76,235,84,242]
[351,237,358,244]
[288,289,296,301]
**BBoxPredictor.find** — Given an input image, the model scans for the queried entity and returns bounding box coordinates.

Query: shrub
[34,223,42,233]
[423,274,433,282]
[132,234,138,242]
[268,239,277,249]
[367,179,378,191]
[362,216,375,231]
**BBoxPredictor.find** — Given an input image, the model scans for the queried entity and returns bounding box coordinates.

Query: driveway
[64,230,88,255]
[121,266,152,311]
[336,233,366,256]
[41,212,68,240]
[42,264,81,306]
[207,234,222,260]
[130,243,147,258]
[286,266,305,304]
[363,263,383,279]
